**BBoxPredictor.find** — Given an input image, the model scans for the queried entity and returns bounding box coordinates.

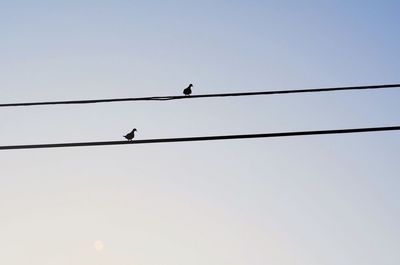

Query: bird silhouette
[124,128,137,141]
[183,84,193,96]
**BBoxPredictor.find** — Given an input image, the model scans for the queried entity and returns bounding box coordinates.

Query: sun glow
[94,240,105,252]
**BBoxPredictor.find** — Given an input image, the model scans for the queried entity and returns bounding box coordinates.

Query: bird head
[133,128,137,132]
[189,84,193,87]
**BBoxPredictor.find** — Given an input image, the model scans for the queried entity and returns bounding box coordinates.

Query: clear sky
[1,1,400,265]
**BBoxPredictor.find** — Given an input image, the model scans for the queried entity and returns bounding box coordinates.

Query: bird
[124,128,137,141]
[183,84,193,96]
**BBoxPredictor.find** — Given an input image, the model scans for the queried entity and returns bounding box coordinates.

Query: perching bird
[124,128,137,141]
[183,84,193,96]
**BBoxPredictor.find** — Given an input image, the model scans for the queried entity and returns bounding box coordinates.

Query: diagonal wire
[0,125,399,150]
[0,83,399,108]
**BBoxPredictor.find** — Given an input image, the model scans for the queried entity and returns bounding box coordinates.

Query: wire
[1,125,399,150]
[1,83,399,108]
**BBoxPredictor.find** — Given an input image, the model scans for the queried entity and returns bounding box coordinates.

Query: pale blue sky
[1,1,400,265]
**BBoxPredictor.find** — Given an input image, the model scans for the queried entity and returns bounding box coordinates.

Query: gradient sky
[1,1,400,265]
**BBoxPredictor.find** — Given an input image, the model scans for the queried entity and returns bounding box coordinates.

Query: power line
[1,125,399,151]
[1,83,399,108]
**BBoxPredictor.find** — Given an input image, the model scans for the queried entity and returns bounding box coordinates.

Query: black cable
[1,125,399,150]
[1,83,399,108]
